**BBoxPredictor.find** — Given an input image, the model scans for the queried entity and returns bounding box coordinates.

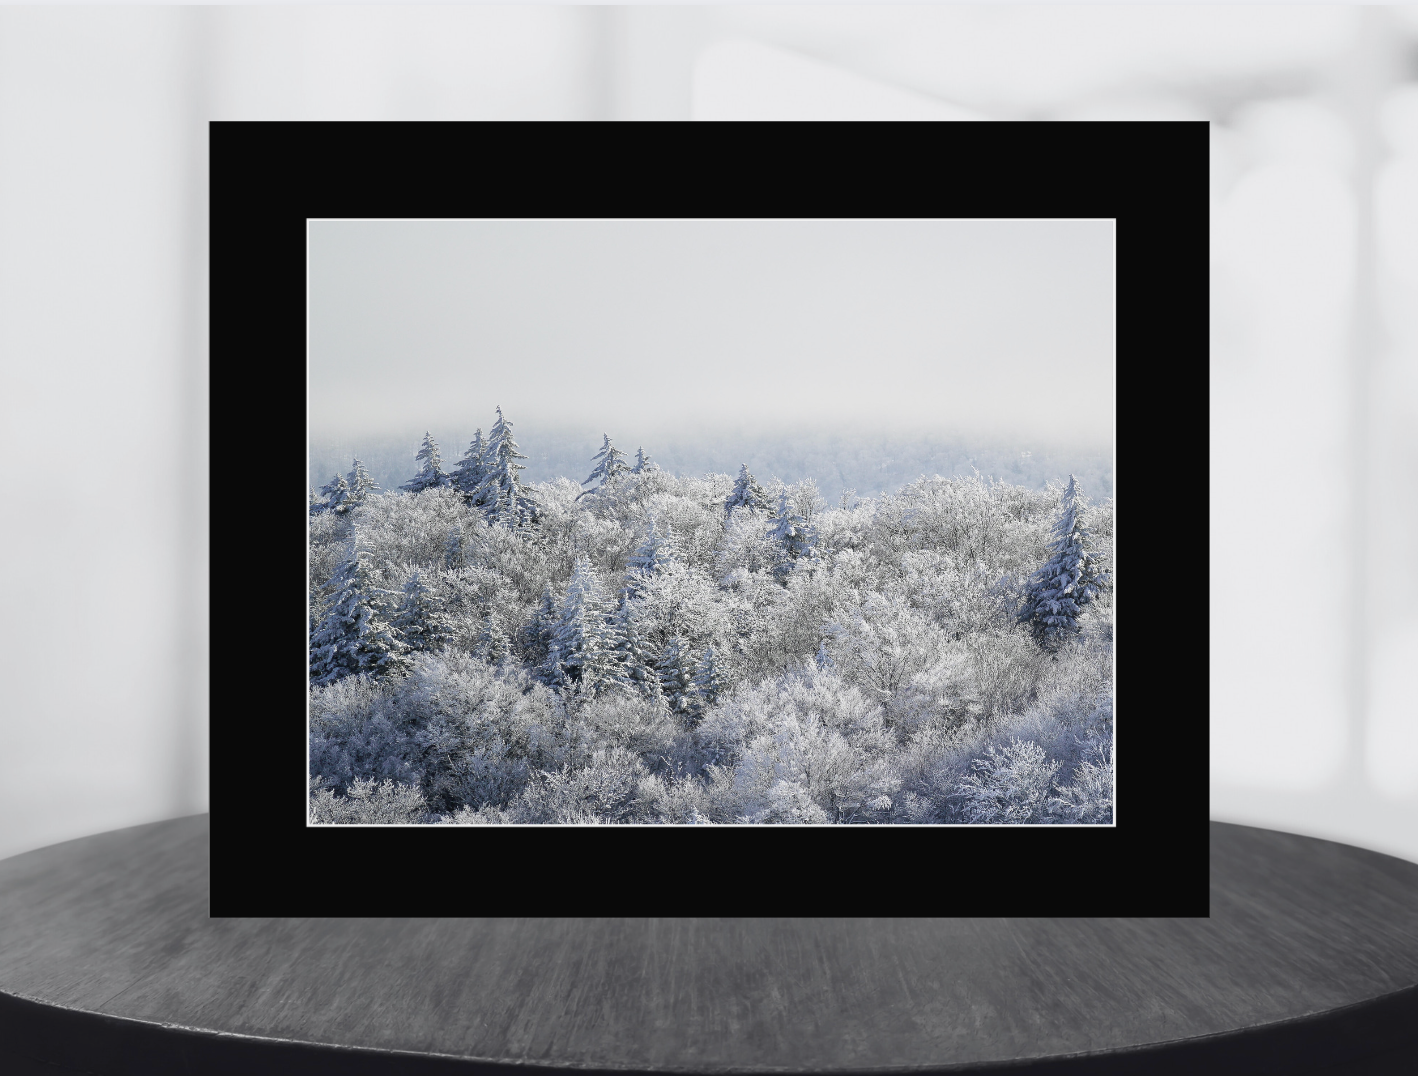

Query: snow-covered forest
[310,427,1113,510]
[308,408,1114,825]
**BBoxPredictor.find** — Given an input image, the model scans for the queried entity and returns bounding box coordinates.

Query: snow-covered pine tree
[523,583,559,679]
[309,488,325,516]
[621,517,676,602]
[1016,475,1109,651]
[443,524,465,569]
[767,491,817,580]
[344,458,380,512]
[400,433,450,493]
[310,542,409,685]
[577,433,629,500]
[631,447,654,474]
[450,428,487,504]
[724,463,772,518]
[474,407,537,525]
[611,609,663,700]
[391,570,451,654]
[627,517,675,575]
[657,636,696,716]
[545,556,620,694]
[316,473,349,515]
[585,595,624,694]
[691,646,723,716]
[474,610,510,666]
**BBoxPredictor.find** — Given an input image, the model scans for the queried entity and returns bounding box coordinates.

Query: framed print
[210,121,1202,914]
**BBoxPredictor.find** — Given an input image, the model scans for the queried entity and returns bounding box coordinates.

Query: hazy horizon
[310,421,1114,506]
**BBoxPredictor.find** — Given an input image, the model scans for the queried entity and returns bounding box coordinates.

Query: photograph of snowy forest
[308,219,1114,825]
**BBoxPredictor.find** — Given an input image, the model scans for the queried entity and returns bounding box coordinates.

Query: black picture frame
[210,121,1201,917]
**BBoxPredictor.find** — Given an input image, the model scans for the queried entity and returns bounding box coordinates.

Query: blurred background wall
[2,5,1416,861]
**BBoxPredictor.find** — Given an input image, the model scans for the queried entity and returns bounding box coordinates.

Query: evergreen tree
[316,473,349,515]
[400,433,450,494]
[593,616,627,691]
[767,491,817,580]
[724,464,772,518]
[657,635,696,716]
[391,570,451,654]
[611,608,663,700]
[577,433,629,499]
[523,583,559,678]
[310,542,409,685]
[309,488,325,516]
[451,429,487,504]
[545,557,620,694]
[344,458,380,512]
[444,524,465,569]
[691,646,724,715]
[474,407,537,525]
[1017,475,1108,651]
[631,447,655,474]
[622,517,676,601]
[474,610,510,666]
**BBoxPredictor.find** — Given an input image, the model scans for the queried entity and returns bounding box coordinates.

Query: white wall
[2,5,1415,863]
[0,9,209,863]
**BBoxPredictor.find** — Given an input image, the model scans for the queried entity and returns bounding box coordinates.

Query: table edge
[3,980,1417,1076]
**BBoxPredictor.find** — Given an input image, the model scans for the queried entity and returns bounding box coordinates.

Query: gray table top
[2,816,1417,1075]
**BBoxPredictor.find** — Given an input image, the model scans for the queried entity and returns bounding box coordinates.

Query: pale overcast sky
[308,218,1113,444]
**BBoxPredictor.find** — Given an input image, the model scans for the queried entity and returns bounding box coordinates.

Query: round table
[1,817,1416,1075]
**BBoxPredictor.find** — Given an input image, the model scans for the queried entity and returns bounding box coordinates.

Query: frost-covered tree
[724,463,772,518]
[546,556,621,694]
[475,407,538,525]
[474,610,510,666]
[316,461,378,517]
[400,433,450,494]
[951,739,1061,824]
[623,556,722,662]
[627,517,675,575]
[823,593,944,704]
[310,542,409,685]
[1017,475,1108,651]
[622,517,676,601]
[391,570,451,655]
[577,433,629,500]
[523,584,559,677]
[657,636,696,716]
[309,775,430,825]
[1047,739,1113,824]
[692,646,724,714]
[767,491,817,580]
[345,458,380,512]
[611,611,663,700]
[314,473,349,515]
[631,447,655,474]
[443,524,465,569]
[450,429,487,504]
